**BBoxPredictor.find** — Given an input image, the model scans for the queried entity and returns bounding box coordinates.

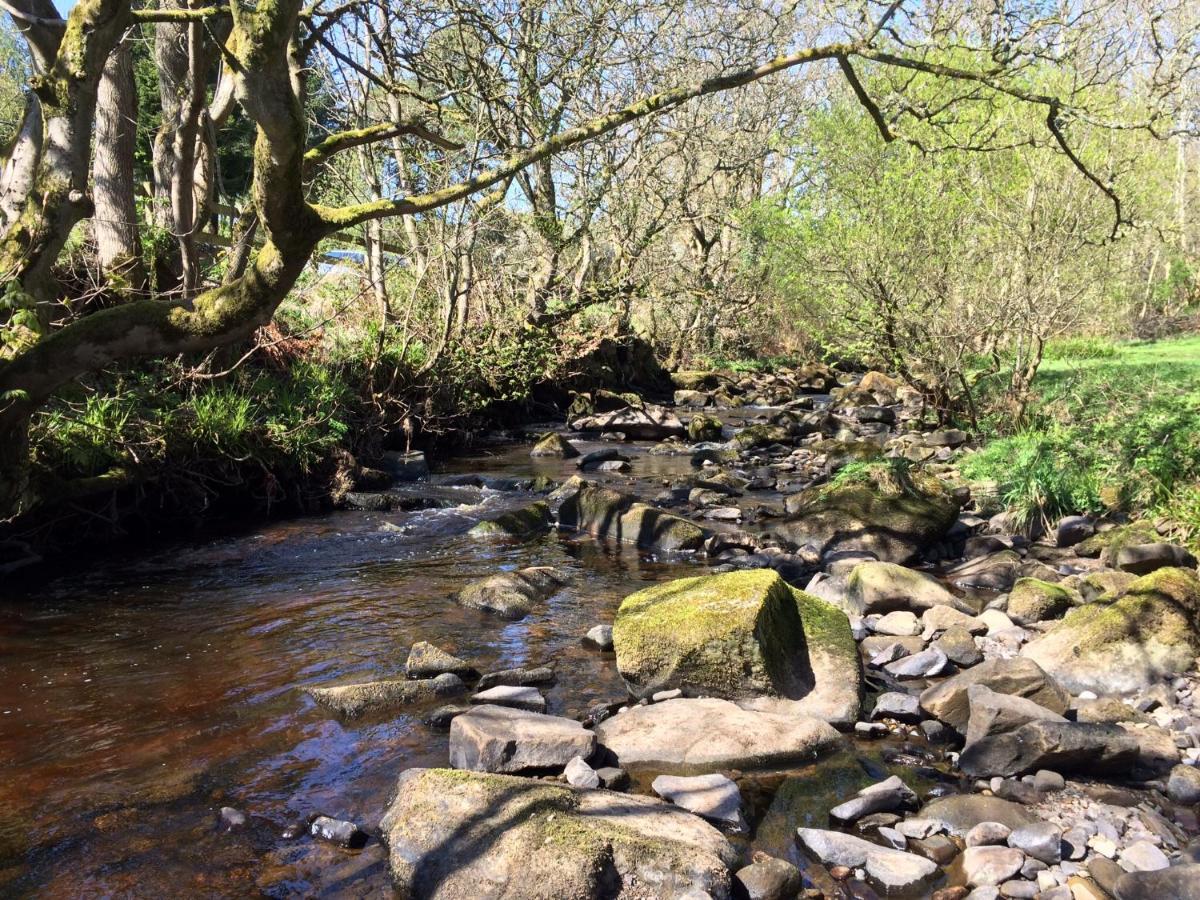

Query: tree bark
[93,40,145,288]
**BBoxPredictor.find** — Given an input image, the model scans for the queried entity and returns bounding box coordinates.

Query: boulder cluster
[305,364,1200,899]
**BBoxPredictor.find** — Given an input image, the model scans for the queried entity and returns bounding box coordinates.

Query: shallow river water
[0,434,944,897]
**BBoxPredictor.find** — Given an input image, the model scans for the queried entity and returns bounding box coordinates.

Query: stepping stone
[405,641,477,678]
[449,705,594,773]
[594,698,840,774]
[796,827,938,894]
[470,685,545,712]
[651,773,746,832]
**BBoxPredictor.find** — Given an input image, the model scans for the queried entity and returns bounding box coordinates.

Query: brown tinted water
[0,433,946,897]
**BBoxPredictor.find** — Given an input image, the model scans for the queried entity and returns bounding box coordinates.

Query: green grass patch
[965,334,1200,540]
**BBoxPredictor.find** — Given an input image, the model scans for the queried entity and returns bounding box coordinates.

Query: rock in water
[795,827,939,894]
[958,720,1139,778]
[310,815,367,849]
[1020,567,1200,695]
[594,697,841,775]
[611,570,861,724]
[405,641,476,679]
[476,666,556,690]
[306,672,464,717]
[557,480,706,552]
[652,773,746,832]
[468,502,552,538]
[779,464,961,564]
[469,685,545,712]
[582,624,613,650]
[734,857,802,900]
[449,705,594,773]
[380,768,739,899]
[570,405,687,440]
[529,432,579,458]
[918,658,1069,734]
[454,566,570,620]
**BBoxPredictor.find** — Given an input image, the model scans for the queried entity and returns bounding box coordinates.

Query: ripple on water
[0,485,700,895]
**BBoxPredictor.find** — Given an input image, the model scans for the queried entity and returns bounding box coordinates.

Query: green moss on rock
[612,569,857,711]
[1007,578,1075,625]
[781,464,961,564]
[468,501,552,538]
[1075,521,1161,562]
[1021,566,1200,694]
[732,423,792,450]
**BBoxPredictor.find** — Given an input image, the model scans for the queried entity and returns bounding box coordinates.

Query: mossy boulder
[731,423,792,451]
[529,432,580,459]
[1074,521,1161,563]
[688,413,723,443]
[455,566,570,620]
[1021,567,1200,695]
[611,570,861,722]
[468,501,553,538]
[380,768,739,899]
[558,480,705,552]
[780,464,961,564]
[1007,578,1076,625]
[672,370,725,391]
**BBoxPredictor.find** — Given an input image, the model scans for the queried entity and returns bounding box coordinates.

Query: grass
[962,334,1200,543]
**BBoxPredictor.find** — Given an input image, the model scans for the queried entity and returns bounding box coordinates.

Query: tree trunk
[93,41,146,288]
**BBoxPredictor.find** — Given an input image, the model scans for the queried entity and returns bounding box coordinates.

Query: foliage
[961,335,1200,538]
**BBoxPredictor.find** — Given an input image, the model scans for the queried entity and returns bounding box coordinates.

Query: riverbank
[3,355,1200,897]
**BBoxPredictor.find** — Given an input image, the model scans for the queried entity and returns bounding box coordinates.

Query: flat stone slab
[306,672,463,717]
[652,773,746,832]
[449,705,595,773]
[796,827,939,894]
[594,698,841,774]
[470,685,546,712]
[381,768,738,899]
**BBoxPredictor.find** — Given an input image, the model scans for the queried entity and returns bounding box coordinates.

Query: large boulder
[594,698,841,775]
[1114,864,1200,899]
[611,570,860,722]
[1020,567,1200,695]
[958,720,1139,778]
[1006,578,1074,625]
[778,464,961,564]
[454,567,570,620]
[842,561,968,616]
[381,768,739,899]
[449,705,595,773]
[571,405,686,440]
[918,658,1069,734]
[557,480,706,552]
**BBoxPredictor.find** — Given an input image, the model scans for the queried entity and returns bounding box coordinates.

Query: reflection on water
[0,481,694,897]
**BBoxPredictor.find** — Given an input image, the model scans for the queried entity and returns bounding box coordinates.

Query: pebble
[310,815,367,849]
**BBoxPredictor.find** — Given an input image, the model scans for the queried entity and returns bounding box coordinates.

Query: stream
[0,423,944,897]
